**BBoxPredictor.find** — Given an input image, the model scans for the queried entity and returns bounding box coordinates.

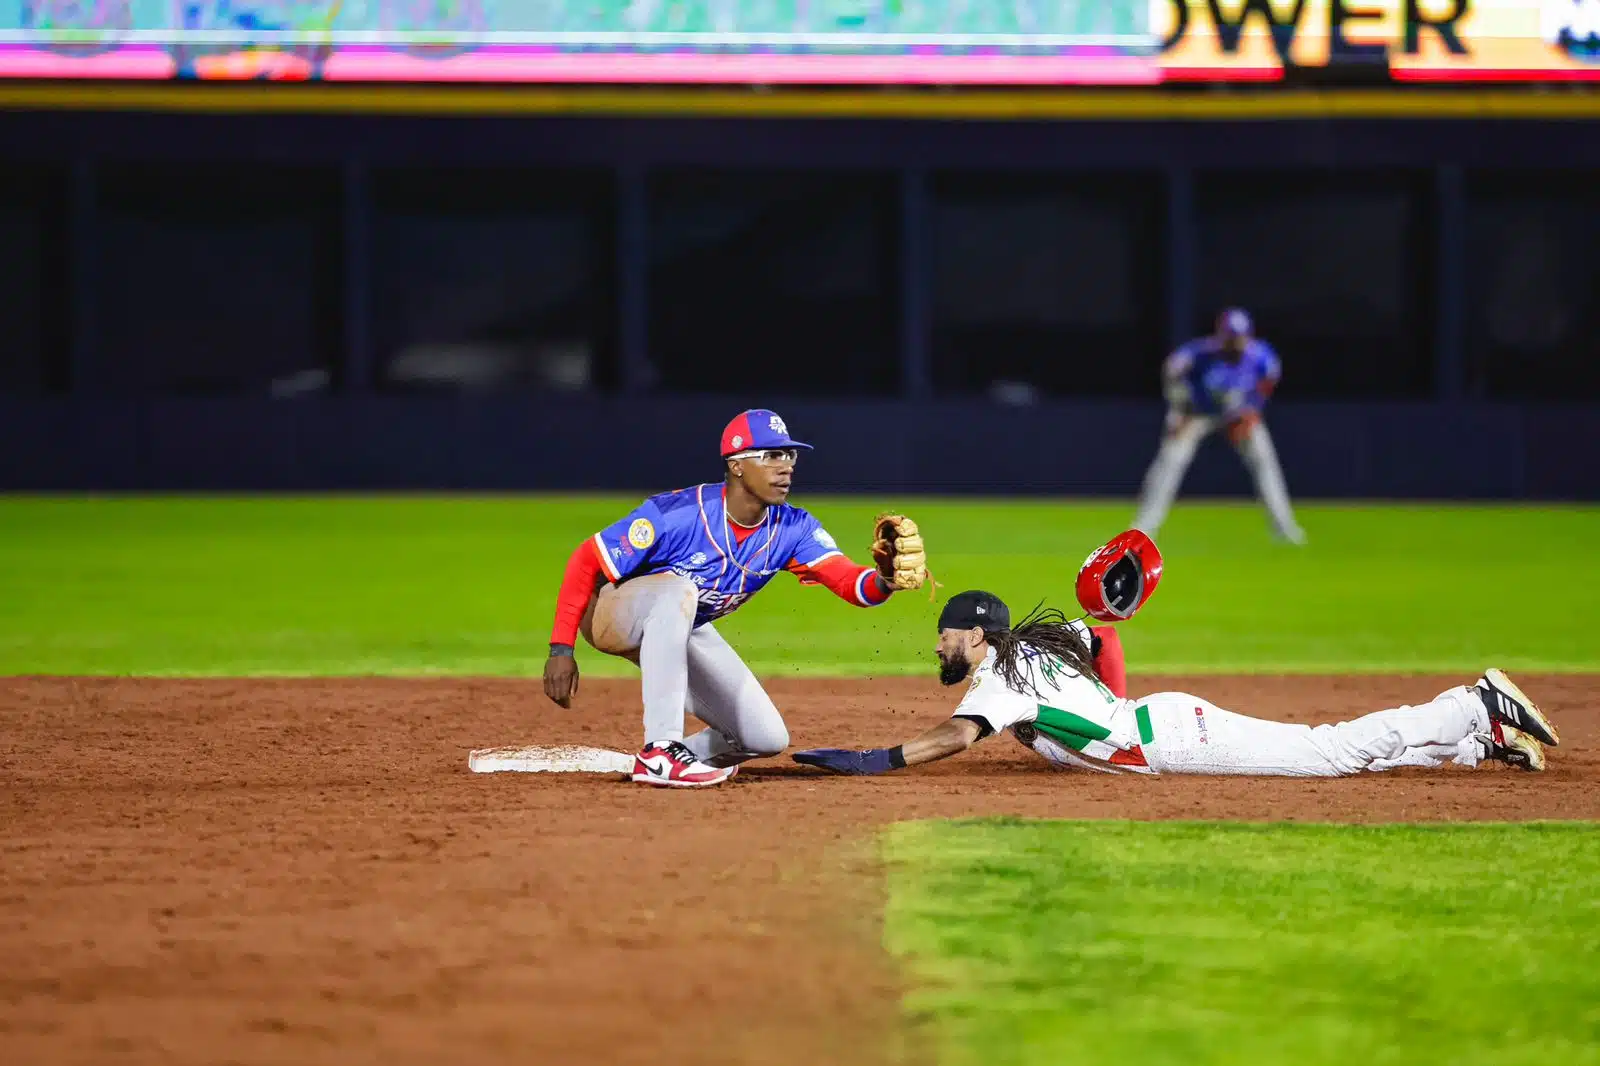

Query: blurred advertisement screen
[0,1,1160,83]
[6,1,1593,84]
[1158,0,1600,82]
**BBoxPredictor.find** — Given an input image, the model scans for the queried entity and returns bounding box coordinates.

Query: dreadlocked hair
[987,602,1100,699]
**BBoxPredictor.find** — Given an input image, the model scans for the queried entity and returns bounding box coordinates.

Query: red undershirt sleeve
[550,539,608,647]
[1090,625,1127,699]
[788,554,891,607]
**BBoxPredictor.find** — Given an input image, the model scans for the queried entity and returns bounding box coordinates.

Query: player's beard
[937,650,972,686]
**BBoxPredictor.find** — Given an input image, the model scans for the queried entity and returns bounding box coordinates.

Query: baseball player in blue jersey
[542,409,931,788]
[1133,308,1306,544]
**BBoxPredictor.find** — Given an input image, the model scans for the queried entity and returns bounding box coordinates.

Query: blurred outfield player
[542,409,932,788]
[1134,308,1306,544]
[792,532,1559,778]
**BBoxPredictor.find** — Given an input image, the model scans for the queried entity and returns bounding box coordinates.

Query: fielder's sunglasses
[727,448,801,466]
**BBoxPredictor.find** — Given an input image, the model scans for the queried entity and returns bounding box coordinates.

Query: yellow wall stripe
[0,82,1598,120]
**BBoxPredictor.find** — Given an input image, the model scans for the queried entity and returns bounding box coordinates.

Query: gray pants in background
[582,572,789,767]
[1133,415,1304,543]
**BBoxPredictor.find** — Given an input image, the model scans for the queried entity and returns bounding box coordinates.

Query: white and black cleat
[1477,723,1546,773]
[1475,669,1560,748]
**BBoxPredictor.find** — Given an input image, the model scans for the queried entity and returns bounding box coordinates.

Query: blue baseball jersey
[1166,337,1282,416]
[591,484,848,627]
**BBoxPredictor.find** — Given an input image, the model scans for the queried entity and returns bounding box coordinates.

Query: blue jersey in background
[1166,337,1282,417]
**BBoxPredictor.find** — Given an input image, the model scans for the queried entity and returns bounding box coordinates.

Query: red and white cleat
[631,740,737,788]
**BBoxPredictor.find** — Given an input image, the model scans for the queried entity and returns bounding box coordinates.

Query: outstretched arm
[789,553,893,607]
[902,718,985,765]
[793,718,983,776]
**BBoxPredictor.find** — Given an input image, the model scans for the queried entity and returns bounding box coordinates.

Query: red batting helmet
[1076,530,1164,623]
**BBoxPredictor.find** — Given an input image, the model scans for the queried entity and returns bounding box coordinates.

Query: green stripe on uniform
[1033,724,1096,752]
[1035,705,1111,742]
[1135,705,1154,745]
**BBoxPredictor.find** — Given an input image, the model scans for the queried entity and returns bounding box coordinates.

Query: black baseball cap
[938,590,1011,634]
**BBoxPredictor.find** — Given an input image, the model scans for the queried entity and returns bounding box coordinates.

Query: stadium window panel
[371,167,616,395]
[96,163,340,396]
[929,171,1166,399]
[648,169,898,397]
[1465,173,1600,401]
[1194,170,1435,399]
[0,165,65,394]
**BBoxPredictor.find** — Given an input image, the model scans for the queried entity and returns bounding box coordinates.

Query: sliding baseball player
[1134,308,1306,544]
[793,532,1559,778]
[542,408,932,788]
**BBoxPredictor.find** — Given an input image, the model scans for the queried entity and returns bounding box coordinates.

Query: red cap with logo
[720,409,813,457]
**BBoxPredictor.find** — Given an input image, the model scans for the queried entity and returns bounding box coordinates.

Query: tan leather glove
[871,514,930,593]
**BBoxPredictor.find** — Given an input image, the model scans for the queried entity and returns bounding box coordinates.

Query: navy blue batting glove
[792,747,899,776]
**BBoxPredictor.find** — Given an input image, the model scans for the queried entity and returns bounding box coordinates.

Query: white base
[467,744,634,775]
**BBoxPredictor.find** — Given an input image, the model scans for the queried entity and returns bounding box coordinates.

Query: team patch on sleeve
[628,518,656,550]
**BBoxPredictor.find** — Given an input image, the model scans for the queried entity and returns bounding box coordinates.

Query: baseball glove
[872,513,933,596]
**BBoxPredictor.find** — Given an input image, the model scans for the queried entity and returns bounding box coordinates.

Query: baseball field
[3,496,1598,1065]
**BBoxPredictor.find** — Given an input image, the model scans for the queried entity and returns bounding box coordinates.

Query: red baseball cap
[720,409,813,457]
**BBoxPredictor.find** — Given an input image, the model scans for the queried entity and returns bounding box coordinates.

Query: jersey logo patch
[689,552,708,566]
[671,565,708,587]
[628,518,656,550]
[813,529,836,550]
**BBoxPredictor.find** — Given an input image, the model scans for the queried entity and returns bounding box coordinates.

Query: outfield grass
[0,496,1596,676]
[883,819,1600,1066]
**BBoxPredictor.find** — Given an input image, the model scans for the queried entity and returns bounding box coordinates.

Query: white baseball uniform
[950,635,1493,777]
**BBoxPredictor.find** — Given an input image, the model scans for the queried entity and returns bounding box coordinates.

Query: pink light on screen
[0,47,173,78]
[318,50,1161,86]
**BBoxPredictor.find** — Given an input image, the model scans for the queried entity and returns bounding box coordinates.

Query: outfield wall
[4,395,1596,499]
[3,108,1598,409]
[2,103,1596,499]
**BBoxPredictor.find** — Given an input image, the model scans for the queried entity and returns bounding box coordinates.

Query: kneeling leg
[679,624,789,768]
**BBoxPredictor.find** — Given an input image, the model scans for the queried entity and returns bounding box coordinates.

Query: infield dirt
[3,674,1595,1066]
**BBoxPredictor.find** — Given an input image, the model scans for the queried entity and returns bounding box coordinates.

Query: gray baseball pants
[582,572,788,767]
[1134,415,1302,539]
